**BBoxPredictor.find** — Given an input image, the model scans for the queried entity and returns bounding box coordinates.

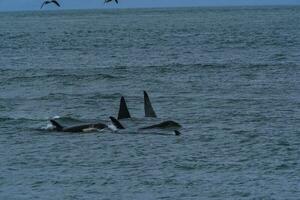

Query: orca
[109,116,181,136]
[139,121,182,136]
[110,91,182,136]
[50,119,107,133]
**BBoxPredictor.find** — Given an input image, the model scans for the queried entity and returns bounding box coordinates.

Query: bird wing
[115,0,118,3]
[40,2,47,9]
[52,0,61,7]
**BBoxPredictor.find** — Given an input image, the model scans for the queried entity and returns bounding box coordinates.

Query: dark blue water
[0,6,300,199]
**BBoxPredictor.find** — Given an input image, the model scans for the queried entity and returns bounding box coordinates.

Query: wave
[3,73,117,83]
[133,62,300,69]
[0,116,82,123]
[27,92,122,101]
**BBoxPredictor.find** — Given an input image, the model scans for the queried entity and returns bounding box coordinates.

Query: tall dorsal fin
[50,119,64,131]
[110,116,125,129]
[118,96,131,120]
[144,91,157,118]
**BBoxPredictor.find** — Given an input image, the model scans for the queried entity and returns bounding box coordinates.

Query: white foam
[41,123,54,130]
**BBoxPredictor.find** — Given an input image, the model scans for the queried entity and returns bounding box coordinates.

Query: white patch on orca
[83,128,97,132]
[108,124,117,132]
[96,128,105,133]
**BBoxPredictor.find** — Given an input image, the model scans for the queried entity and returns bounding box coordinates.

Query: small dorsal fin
[144,91,157,118]
[50,119,64,131]
[117,96,131,120]
[110,116,125,129]
[174,130,181,136]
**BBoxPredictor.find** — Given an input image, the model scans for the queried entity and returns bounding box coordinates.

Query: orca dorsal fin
[50,119,64,131]
[117,96,131,120]
[144,91,157,118]
[174,130,181,136]
[110,116,125,129]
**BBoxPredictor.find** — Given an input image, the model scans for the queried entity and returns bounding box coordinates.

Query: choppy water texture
[1,6,300,199]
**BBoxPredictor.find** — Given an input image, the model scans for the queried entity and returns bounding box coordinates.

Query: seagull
[41,0,61,9]
[104,0,118,4]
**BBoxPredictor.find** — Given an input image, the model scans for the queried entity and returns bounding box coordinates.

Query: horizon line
[0,4,300,13]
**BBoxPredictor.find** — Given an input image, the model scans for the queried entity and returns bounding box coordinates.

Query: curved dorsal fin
[110,116,125,129]
[144,91,157,118]
[118,96,131,120]
[50,119,64,131]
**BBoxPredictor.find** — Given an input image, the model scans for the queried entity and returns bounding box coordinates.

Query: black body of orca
[139,121,182,130]
[110,91,182,135]
[50,119,107,133]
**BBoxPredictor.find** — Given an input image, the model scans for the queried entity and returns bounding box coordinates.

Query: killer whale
[50,119,107,133]
[141,91,181,135]
[110,91,182,135]
[109,116,181,136]
[48,95,131,133]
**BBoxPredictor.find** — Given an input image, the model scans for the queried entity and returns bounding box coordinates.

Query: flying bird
[104,0,119,4]
[41,0,61,9]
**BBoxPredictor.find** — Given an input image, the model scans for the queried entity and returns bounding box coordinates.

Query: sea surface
[0,6,300,199]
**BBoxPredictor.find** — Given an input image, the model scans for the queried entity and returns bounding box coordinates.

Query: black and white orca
[110,91,182,135]
[50,119,107,133]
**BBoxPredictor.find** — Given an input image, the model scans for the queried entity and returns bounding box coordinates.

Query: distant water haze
[0,0,300,11]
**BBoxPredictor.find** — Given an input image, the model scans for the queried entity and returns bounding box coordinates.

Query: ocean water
[0,6,300,199]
